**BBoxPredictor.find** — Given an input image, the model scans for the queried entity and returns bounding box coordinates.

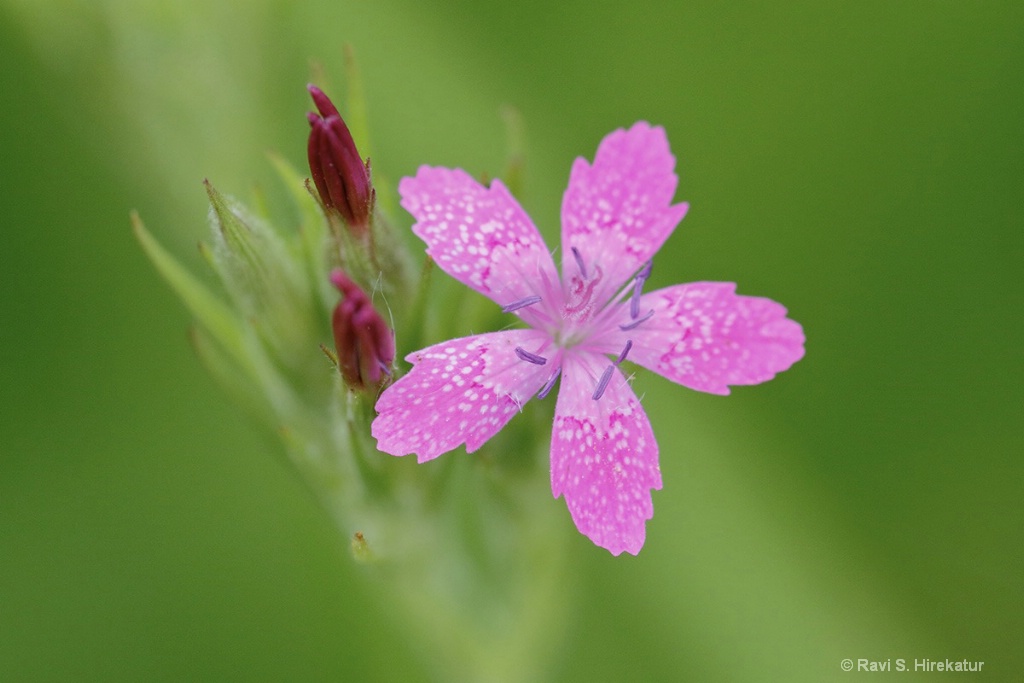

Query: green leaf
[500,105,526,200]
[188,325,272,425]
[131,211,248,366]
[342,43,371,164]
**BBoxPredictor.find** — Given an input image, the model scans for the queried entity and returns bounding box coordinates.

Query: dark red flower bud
[330,269,394,390]
[307,85,373,233]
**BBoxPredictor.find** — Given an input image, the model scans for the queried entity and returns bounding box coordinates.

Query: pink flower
[372,123,805,555]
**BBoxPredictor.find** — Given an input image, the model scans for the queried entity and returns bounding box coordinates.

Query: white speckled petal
[372,330,554,462]
[628,282,806,395]
[399,167,558,322]
[560,122,689,303]
[550,352,661,556]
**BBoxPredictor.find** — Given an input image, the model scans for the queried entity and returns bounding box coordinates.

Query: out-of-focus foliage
[1,1,1021,681]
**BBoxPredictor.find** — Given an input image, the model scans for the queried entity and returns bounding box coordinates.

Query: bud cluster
[135,63,572,683]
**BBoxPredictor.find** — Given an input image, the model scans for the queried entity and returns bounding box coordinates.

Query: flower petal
[561,122,689,302]
[551,352,661,555]
[399,167,559,324]
[372,330,553,462]
[628,282,805,395]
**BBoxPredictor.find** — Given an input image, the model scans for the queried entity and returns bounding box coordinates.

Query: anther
[538,368,561,399]
[592,365,615,401]
[571,246,588,279]
[615,340,633,365]
[515,346,548,365]
[619,309,654,331]
[502,295,542,313]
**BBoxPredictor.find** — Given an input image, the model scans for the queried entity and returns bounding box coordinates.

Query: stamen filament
[630,277,644,319]
[515,346,548,365]
[571,246,588,279]
[538,368,561,399]
[502,295,542,313]
[592,365,614,401]
[619,309,654,330]
[615,339,633,365]
[629,260,653,319]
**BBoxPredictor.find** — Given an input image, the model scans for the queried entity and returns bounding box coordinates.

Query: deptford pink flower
[330,269,395,390]
[307,85,374,233]
[372,123,805,555]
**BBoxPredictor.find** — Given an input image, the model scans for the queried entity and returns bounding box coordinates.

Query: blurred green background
[2,1,1021,681]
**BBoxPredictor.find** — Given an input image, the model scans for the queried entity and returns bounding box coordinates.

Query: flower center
[503,253,658,401]
[562,264,603,323]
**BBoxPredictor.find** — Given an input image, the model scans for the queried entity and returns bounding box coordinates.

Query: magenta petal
[372,330,553,462]
[628,282,805,395]
[551,352,662,556]
[398,167,559,323]
[560,122,689,301]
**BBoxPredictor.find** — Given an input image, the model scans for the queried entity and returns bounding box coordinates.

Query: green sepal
[204,179,306,307]
[267,151,334,311]
[204,180,323,381]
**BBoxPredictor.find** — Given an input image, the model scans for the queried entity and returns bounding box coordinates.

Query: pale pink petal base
[560,122,689,300]
[628,282,805,395]
[373,330,552,461]
[551,352,662,555]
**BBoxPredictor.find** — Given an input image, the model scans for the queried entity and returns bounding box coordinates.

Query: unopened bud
[307,85,374,233]
[330,269,394,390]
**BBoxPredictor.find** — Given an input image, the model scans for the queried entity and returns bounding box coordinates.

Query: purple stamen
[571,246,588,279]
[619,309,654,331]
[630,277,644,319]
[538,368,561,399]
[502,295,542,313]
[515,346,548,365]
[592,365,615,401]
[615,340,633,365]
[629,260,653,319]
